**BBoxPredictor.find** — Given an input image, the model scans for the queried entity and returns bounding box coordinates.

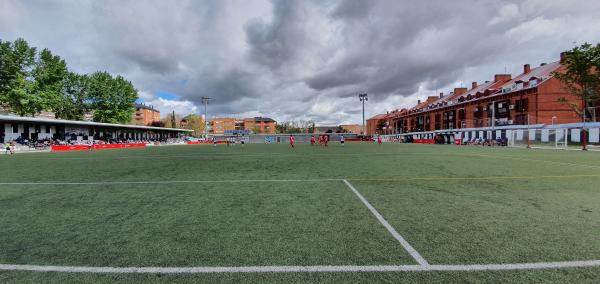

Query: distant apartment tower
[243,117,276,134]
[210,117,276,134]
[132,104,160,126]
[209,118,236,134]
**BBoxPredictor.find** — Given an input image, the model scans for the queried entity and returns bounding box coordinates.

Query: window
[12,124,18,133]
[45,126,51,133]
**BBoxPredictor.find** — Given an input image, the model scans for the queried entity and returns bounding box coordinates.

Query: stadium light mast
[202,96,212,138]
[359,93,368,135]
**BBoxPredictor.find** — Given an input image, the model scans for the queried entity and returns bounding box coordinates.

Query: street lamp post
[359,93,368,135]
[201,96,212,139]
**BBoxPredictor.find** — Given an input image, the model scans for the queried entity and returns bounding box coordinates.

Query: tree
[554,43,600,149]
[182,114,205,137]
[87,71,138,123]
[0,38,39,116]
[162,111,178,128]
[171,110,177,128]
[33,48,69,113]
[54,72,89,120]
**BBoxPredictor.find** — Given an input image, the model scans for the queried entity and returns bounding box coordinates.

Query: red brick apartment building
[132,104,160,126]
[210,117,276,134]
[367,53,590,136]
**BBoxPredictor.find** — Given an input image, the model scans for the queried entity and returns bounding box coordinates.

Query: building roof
[134,103,159,112]
[497,61,561,93]
[367,114,387,121]
[251,117,276,122]
[0,114,192,132]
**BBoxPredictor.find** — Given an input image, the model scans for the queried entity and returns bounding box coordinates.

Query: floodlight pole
[202,96,212,139]
[359,93,368,135]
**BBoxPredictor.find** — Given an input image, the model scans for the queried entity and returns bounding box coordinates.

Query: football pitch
[1,143,599,283]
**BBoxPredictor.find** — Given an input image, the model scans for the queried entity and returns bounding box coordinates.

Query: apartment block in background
[132,104,160,126]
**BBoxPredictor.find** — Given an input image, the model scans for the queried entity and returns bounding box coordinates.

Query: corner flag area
[1,143,599,282]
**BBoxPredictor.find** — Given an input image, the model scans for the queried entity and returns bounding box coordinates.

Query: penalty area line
[1,260,600,273]
[342,179,429,266]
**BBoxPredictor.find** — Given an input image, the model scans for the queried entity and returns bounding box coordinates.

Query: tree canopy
[276,120,315,134]
[0,37,138,123]
[182,114,205,137]
[554,43,600,120]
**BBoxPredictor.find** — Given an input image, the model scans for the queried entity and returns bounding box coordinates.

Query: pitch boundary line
[342,179,429,266]
[347,174,600,182]
[1,260,600,273]
[2,174,600,185]
[0,179,343,185]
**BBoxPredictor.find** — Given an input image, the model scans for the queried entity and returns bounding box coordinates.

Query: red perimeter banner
[413,139,435,144]
[51,143,146,152]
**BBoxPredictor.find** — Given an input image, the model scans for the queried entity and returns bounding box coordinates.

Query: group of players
[288,135,348,148]
[288,134,383,148]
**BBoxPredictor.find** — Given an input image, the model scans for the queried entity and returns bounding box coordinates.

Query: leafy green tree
[554,43,600,120]
[554,43,600,150]
[182,114,205,137]
[33,48,68,113]
[54,72,89,120]
[0,38,39,115]
[88,71,138,123]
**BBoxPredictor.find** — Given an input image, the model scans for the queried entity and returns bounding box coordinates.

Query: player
[289,135,295,148]
[318,135,323,146]
[324,135,329,147]
[310,135,316,146]
[377,135,382,145]
[340,135,345,147]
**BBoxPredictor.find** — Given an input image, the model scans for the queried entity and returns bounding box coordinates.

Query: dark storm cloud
[244,0,309,71]
[2,0,600,123]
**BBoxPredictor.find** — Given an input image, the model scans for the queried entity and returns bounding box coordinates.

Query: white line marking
[0,179,343,185]
[3,174,600,185]
[342,179,429,266]
[1,260,599,273]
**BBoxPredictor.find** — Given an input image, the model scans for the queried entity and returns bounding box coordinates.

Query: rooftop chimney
[560,51,567,63]
[454,87,468,96]
[439,92,444,98]
[494,74,512,83]
[540,62,547,66]
[417,100,421,104]
[471,81,478,89]
[524,64,531,74]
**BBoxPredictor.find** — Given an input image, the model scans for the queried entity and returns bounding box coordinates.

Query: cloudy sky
[2,0,600,124]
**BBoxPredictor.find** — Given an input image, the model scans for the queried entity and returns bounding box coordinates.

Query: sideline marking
[347,174,600,182]
[342,179,429,266]
[1,260,600,273]
[2,174,600,185]
[0,179,343,185]
[468,153,600,170]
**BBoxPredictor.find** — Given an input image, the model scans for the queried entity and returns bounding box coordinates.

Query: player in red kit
[310,135,316,146]
[377,135,382,145]
[318,135,323,146]
[324,135,329,147]
[289,135,295,148]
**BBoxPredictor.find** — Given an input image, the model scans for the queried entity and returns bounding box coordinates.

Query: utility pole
[359,93,368,135]
[202,96,212,139]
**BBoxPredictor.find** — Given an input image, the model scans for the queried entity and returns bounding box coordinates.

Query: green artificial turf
[1,142,599,283]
